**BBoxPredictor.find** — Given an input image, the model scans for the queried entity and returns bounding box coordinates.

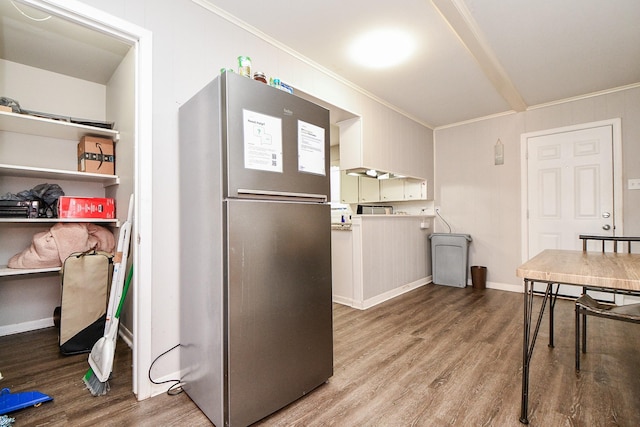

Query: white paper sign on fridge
[298,120,326,176]
[243,109,283,173]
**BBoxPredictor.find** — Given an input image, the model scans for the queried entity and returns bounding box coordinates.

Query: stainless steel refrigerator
[179,72,333,427]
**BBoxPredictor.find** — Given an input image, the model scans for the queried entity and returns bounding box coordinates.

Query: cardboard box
[78,136,115,175]
[58,197,115,219]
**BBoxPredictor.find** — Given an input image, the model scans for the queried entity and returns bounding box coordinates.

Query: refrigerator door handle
[237,189,327,203]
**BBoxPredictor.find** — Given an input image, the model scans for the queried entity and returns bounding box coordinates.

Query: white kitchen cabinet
[338,113,431,180]
[337,117,363,172]
[404,179,427,200]
[358,177,380,203]
[379,178,428,201]
[340,170,359,204]
[379,179,405,201]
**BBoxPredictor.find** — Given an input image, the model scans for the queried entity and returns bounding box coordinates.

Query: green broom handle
[115,264,133,319]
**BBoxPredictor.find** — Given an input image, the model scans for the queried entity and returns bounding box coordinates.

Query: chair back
[579,235,640,253]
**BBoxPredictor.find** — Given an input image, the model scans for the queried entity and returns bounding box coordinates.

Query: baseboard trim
[484,281,522,293]
[334,277,431,310]
[0,317,54,337]
[149,369,183,398]
[118,323,133,347]
[332,295,355,307]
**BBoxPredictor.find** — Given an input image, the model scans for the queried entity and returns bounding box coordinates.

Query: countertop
[332,214,435,231]
[331,223,352,231]
[353,214,435,218]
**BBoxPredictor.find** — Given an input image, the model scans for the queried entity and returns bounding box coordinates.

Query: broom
[82,194,133,396]
[82,264,132,395]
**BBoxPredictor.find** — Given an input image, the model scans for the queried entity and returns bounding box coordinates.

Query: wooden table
[515,249,640,424]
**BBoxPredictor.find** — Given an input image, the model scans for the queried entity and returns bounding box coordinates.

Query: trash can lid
[429,233,472,241]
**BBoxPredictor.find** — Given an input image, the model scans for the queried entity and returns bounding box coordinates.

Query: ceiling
[2,1,639,129]
[196,0,640,129]
[0,1,131,88]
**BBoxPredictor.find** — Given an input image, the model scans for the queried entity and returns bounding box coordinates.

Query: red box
[58,197,115,219]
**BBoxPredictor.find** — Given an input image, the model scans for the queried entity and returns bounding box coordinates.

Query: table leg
[548,284,559,348]
[520,280,553,424]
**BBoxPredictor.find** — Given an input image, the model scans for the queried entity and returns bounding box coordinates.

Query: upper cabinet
[358,177,380,203]
[338,118,363,171]
[403,179,427,201]
[338,113,432,181]
[340,170,359,204]
[380,178,427,202]
[379,179,404,201]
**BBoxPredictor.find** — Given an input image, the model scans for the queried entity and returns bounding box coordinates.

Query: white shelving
[0,217,119,225]
[1,108,120,279]
[0,164,119,186]
[0,110,119,141]
[0,265,61,277]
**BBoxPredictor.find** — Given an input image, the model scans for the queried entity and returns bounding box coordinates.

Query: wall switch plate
[629,178,640,190]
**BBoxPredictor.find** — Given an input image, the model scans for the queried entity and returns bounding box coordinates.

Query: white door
[526,122,617,298]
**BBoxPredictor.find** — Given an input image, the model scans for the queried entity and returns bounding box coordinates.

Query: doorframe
[26,0,154,400]
[520,118,623,262]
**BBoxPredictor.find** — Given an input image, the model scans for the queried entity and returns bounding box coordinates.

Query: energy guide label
[298,120,326,176]
[243,109,283,173]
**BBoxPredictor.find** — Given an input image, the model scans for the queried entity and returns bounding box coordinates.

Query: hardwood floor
[1,284,639,426]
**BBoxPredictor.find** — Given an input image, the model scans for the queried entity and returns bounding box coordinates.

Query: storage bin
[429,233,472,287]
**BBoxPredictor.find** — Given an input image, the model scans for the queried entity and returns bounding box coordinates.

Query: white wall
[434,86,640,292]
[74,0,433,392]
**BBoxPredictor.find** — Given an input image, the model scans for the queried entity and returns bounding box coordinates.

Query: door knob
[602,224,611,230]
[602,212,611,218]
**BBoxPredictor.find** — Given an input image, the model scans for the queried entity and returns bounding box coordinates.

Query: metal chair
[578,234,640,253]
[575,235,640,372]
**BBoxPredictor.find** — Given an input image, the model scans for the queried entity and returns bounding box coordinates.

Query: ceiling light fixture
[348,29,415,69]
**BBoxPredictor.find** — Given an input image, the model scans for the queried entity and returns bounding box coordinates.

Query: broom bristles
[83,368,110,396]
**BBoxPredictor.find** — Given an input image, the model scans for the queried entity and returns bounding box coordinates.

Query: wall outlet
[435,206,441,213]
[629,178,640,190]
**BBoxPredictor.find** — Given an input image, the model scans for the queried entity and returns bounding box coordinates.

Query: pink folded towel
[8,223,116,268]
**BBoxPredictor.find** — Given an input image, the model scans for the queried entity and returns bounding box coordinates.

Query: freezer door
[222,72,330,201]
[226,199,333,426]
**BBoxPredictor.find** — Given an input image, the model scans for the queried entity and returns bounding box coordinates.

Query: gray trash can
[429,233,472,287]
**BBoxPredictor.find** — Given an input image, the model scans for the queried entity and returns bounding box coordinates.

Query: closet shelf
[0,110,119,141]
[0,164,119,186]
[0,218,120,225]
[0,265,61,278]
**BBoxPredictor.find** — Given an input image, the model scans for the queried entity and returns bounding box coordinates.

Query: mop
[82,195,133,396]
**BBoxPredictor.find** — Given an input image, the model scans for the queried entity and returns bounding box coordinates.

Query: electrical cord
[436,208,452,233]
[148,343,184,396]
